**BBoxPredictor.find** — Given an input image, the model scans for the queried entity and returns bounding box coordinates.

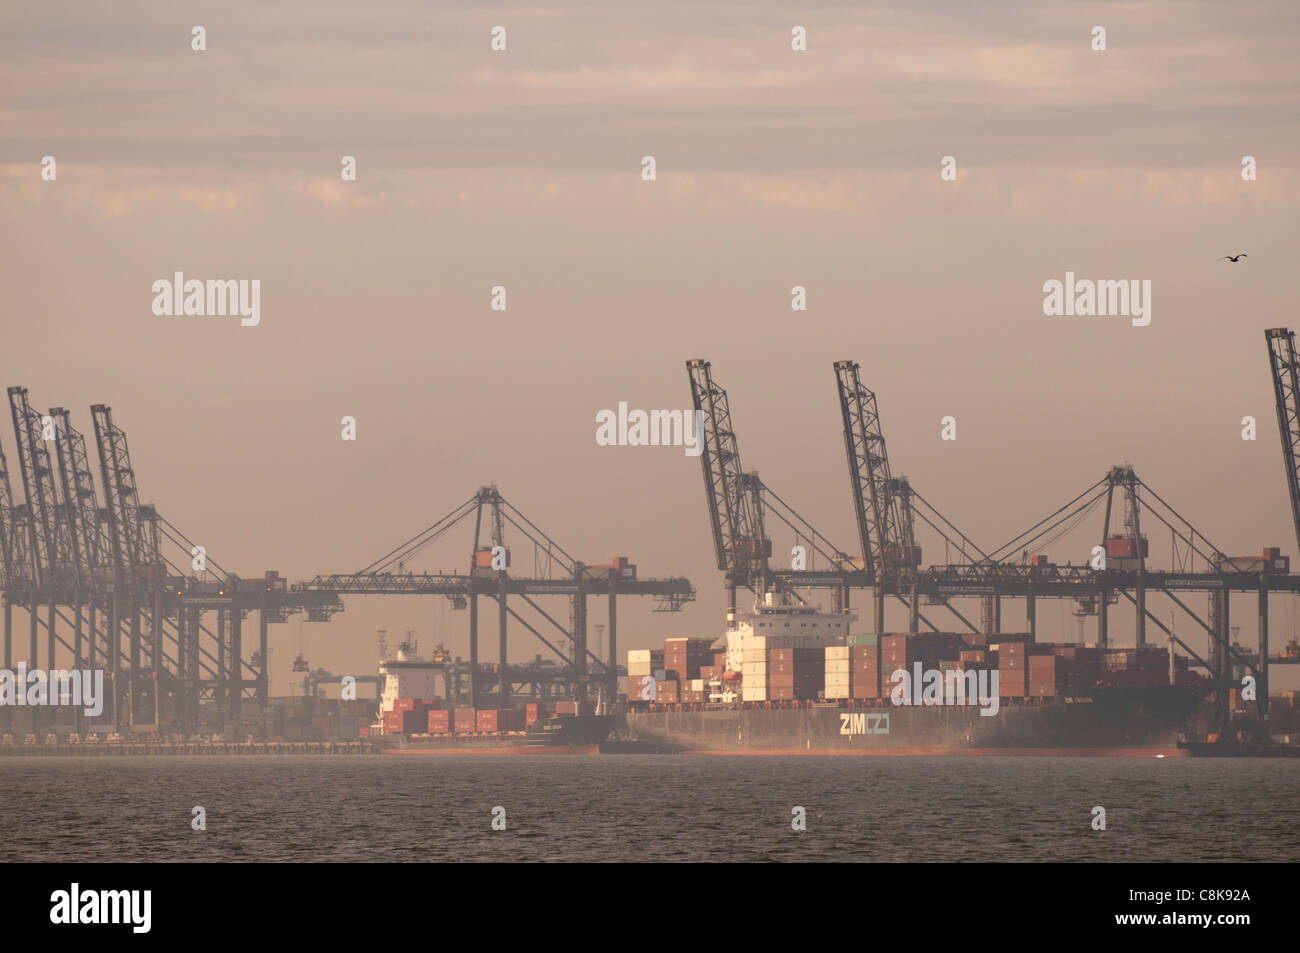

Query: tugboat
[526,683,618,747]
[1178,720,1300,758]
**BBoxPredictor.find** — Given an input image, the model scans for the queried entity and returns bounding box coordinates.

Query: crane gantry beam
[303,484,693,709]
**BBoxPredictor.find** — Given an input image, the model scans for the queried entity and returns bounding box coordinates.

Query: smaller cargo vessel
[369,638,613,754]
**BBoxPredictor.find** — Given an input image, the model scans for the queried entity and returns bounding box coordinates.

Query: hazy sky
[3,1,1298,693]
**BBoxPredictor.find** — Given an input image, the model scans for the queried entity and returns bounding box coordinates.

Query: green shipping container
[849,633,879,646]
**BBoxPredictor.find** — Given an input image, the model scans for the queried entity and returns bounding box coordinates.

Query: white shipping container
[825,646,851,660]
[628,662,652,677]
[825,687,851,699]
[628,649,652,665]
[691,679,704,692]
[826,659,851,674]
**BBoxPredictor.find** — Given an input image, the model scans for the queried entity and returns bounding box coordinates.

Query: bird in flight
[1220,254,1247,262]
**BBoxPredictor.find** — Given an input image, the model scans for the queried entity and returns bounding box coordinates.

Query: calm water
[1,755,1296,862]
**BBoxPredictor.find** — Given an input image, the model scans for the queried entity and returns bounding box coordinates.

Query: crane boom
[7,386,71,587]
[686,360,769,588]
[834,360,911,579]
[50,407,108,583]
[91,404,160,586]
[1266,328,1300,558]
[0,435,31,589]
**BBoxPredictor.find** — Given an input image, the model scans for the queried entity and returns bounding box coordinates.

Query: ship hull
[627,686,1204,755]
[373,714,616,754]
[380,743,600,755]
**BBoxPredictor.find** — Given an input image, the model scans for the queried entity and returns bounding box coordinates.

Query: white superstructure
[723,589,857,673]
[378,640,443,715]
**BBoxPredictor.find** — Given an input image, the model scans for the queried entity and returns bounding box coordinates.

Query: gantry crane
[8,387,76,733]
[302,484,694,709]
[834,360,917,630]
[50,408,110,674]
[92,403,165,727]
[1264,327,1300,717]
[686,359,771,606]
[0,434,30,697]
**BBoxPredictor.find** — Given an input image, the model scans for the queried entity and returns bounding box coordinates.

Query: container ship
[622,592,1217,755]
[365,641,612,754]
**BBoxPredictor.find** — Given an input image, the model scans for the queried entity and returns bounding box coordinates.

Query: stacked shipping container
[997,640,1029,696]
[623,630,1203,709]
[852,636,880,698]
[825,646,851,699]
[664,638,716,681]
[741,640,768,701]
[769,648,824,700]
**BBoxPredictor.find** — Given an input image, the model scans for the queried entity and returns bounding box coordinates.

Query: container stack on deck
[273,696,373,739]
[825,646,851,699]
[664,638,715,681]
[625,631,1207,709]
[769,648,824,700]
[377,698,564,737]
[850,634,880,698]
[741,640,768,701]
[998,636,1030,697]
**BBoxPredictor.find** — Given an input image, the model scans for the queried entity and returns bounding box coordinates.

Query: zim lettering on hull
[839,712,890,736]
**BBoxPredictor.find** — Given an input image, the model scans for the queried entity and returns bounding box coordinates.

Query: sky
[2,1,1298,694]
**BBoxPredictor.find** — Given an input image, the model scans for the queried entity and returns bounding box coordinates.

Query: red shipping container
[999,666,1028,696]
[394,698,416,712]
[454,708,477,732]
[383,711,403,733]
[427,710,452,732]
[882,635,909,654]
[1104,537,1149,559]
[476,710,499,732]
